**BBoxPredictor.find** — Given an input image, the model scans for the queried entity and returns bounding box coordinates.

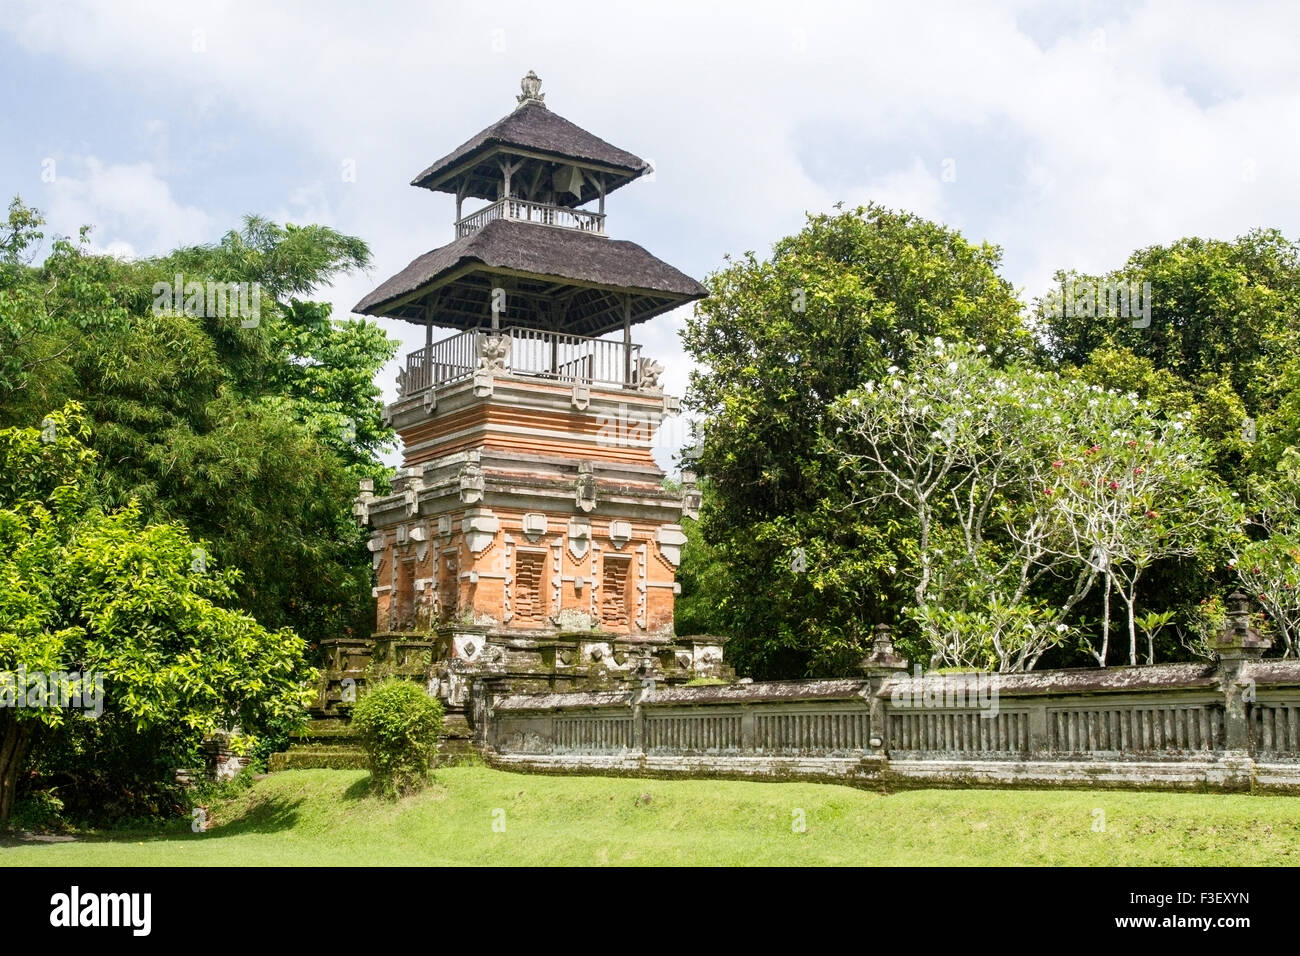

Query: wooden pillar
[623,295,633,386]
[500,158,519,210]
[548,301,558,375]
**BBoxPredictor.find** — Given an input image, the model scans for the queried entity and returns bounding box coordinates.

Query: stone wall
[480,605,1300,793]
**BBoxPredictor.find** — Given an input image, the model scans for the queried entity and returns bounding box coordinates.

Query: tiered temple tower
[342,73,725,716]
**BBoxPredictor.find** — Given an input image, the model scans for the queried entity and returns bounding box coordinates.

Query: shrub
[350,679,444,798]
[8,790,66,833]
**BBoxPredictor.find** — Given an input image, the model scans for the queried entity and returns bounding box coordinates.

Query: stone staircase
[268,710,476,772]
[268,717,368,772]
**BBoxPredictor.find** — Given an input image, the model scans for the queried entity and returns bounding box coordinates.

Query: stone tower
[343,73,725,716]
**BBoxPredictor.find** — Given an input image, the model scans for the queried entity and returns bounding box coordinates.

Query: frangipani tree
[1038,405,1241,665]
[1234,449,1300,657]
[830,340,1238,670]
[830,340,1091,670]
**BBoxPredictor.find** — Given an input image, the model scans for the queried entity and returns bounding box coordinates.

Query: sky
[3,0,1299,468]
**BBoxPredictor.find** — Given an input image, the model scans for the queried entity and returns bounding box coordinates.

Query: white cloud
[38,156,213,257]
[7,0,1300,470]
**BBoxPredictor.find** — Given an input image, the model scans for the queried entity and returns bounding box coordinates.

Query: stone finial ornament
[860,622,909,674]
[517,70,545,107]
[1216,591,1272,660]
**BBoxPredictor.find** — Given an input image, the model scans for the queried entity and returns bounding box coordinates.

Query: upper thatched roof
[411,101,651,204]
[353,218,706,336]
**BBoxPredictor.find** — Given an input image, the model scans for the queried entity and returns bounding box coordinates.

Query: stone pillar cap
[1216,591,1272,661]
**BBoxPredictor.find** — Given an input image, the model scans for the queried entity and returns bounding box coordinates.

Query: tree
[1039,408,1240,665]
[1038,230,1300,477]
[0,203,396,648]
[830,341,1089,670]
[1233,448,1300,657]
[0,407,316,822]
[828,342,1238,670]
[681,204,1028,677]
[670,483,734,638]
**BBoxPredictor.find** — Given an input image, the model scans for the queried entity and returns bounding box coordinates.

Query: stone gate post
[860,623,909,759]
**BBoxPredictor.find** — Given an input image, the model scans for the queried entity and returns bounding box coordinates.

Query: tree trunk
[1120,569,1143,665]
[1099,573,1111,667]
[0,714,34,825]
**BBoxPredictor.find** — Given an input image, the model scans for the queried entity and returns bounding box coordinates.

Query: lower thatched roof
[353,219,706,336]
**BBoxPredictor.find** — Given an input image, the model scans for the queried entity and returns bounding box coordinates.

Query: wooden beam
[420,146,638,195]
[526,161,548,201]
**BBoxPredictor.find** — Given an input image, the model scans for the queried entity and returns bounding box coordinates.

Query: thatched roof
[353,218,706,336]
[411,102,651,204]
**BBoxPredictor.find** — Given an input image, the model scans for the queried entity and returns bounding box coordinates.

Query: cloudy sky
[3,0,1298,465]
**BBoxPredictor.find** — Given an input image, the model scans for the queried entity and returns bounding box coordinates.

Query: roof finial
[516,70,545,108]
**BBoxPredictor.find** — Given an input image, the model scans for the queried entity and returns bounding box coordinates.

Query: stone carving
[682,486,702,521]
[517,70,545,107]
[403,477,423,517]
[479,334,510,371]
[637,357,664,390]
[459,455,485,504]
[656,524,687,567]
[461,508,500,554]
[568,517,592,560]
[352,479,373,526]
[575,461,597,513]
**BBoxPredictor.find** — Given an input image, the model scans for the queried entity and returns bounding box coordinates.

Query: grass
[5,766,1300,865]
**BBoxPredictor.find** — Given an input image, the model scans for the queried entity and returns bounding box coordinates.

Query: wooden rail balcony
[455,198,607,238]
[400,327,644,395]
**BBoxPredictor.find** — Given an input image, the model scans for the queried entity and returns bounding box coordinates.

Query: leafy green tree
[0,201,396,647]
[0,407,315,822]
[672,491,734,638]
[681,204,1028,677]
[1039,230,1300,476]
[1037,229,1300,650]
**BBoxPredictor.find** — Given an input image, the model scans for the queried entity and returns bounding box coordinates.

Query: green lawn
[5,766,1300,865]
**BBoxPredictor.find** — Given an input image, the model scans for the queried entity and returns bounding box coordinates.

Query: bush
[8,790,66,833]
[350,679,444,799]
